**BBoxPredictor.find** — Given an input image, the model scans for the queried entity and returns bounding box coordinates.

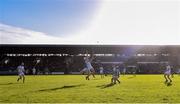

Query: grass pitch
[0,75,180,103]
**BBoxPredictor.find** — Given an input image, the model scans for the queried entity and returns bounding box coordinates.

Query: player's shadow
[38,84,84,92]
[127,76,136,79]
[164,82,172,87]
[0,82,20,85]
[92,78,100,80]
[96,83,115,89]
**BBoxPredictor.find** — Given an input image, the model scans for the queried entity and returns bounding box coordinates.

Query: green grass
[0,75,180,103]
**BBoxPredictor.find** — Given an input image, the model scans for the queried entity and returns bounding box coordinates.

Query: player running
[80,59,90,80]
[32,67,36,75]
[123,67,126,76]
[171,66,175,78]
[17,62,25,83]
[84,54,95,80]
[80,51,95,80]
[80,67,90,75]
[99,66,104,78]
[111,65,120,84]
[178,68,180,76]
[164,64,172,83]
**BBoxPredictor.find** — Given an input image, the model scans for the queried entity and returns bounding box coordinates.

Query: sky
[0,0,100,36]
[0,0,180,45]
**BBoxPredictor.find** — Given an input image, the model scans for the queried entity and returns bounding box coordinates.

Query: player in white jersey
[80,66,91,75]
[84,55,96,80]
[80,57,93,80]
[80,67,87,73]
[178,68,180,76]
[32,67,36,75]
[111,65,120,84]
[17,62,25,83]
[164,65,172,83]
[99,66,104,78]
[123,67,126,76]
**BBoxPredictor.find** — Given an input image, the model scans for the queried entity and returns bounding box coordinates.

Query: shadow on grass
[38,84,84,92]
[92,78,100,80]
[127,76,136,79]
[96,83,116,89]
[0,99,9,102]
[0,82,20,85]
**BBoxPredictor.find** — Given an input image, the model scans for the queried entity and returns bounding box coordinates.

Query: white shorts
[164,71,171,75]
[18,72,25,76]
[100,70,103,74]
[32,69,36,74]
[87,65,93,70]
[81,68,91,73]
[112,75,119,79]
[33,71,36,74]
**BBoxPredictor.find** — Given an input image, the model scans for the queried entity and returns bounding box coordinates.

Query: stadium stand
[1,45,180,75]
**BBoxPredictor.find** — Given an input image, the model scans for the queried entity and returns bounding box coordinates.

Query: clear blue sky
[0,0,100,36]
[0,0,179,45]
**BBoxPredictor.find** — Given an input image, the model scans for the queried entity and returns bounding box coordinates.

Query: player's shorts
[33,71,36,74]
[112,75,119,79]
[32,69,36,74]
[85,63,93,70]
[18,72,25,76]
[90,68,95,72]
[82,68,87,72]
[164,71,171,75]
[87,65,93,70]
[100,70,103,74]
[81,68,91,74]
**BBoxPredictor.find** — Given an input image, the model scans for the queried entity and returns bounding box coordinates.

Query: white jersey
[164,65,171,75]
[178,69,180,73]
[99,67,104,74]
[32,68,36,74]
[17,65,25,76]
[113,67,120,77]
[85,58,93,70]
[123,68,126,73]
